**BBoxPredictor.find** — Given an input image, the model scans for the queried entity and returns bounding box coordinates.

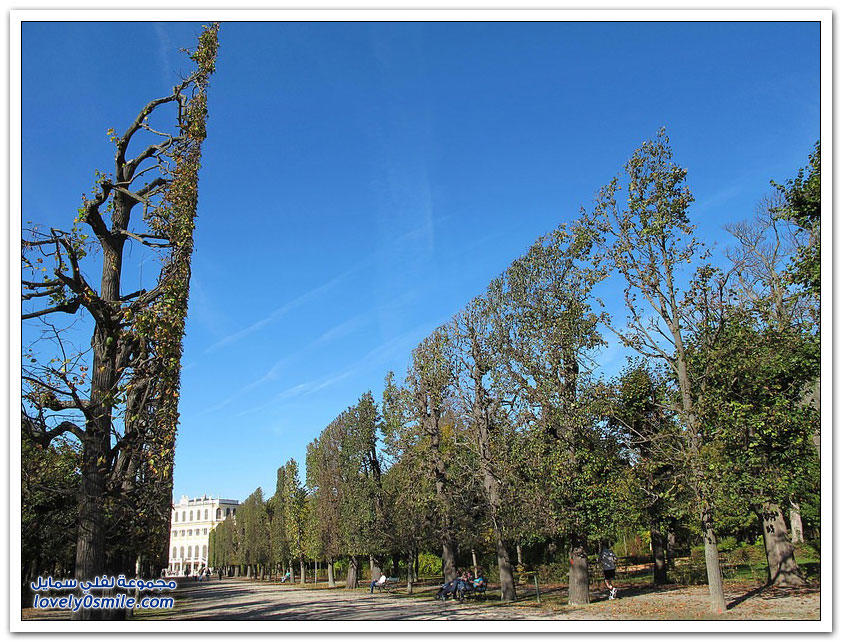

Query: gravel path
[136,580,557,620]
[134,579,819,621]
[23,578,820,621]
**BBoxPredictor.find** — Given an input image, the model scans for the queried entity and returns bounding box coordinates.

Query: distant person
[218,567,223,581]
[370,572,387,593]
[280,569,291,583]
[472,572,486,590]
[599,543,619,599]
[435,578,458,601]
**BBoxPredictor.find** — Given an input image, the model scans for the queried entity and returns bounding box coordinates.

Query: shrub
[417,552,442,578]
[717,536,738,553]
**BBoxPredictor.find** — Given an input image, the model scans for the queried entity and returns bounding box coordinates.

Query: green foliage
[21,437,80,581]
[772,141,821,297]
[208,516,238,568]
[238,487,270,568]
[282,459,306,562]
[417,552,443,577]
[226,134,821,596]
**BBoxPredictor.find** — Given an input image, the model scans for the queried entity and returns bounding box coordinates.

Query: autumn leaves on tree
[21,24,220,618]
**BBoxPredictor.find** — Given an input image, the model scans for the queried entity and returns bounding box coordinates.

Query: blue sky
[21,20,820,502]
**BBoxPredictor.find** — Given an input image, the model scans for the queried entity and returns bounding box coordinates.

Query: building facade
[167,495,239,575]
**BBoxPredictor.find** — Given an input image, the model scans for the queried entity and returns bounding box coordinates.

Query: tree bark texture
[406,550,415,594]
[568,541,589,605]
[441,542,457,583]
[327,560,336,588]
[651,524,668,585]
[701,506,727,613]
[758,503,805,586]
[789,502,804,544]
[345,556,359,589]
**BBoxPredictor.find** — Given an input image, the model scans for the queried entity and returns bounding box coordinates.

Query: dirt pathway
[23,578,820,621]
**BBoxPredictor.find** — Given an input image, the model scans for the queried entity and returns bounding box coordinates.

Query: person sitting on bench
[370,572,387,593]
[472,573,486,590]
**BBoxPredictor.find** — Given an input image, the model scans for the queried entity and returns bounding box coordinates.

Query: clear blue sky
[21,20,820,502]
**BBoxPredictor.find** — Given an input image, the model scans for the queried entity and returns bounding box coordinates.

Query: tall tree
[282,459,307,584]
[269,465,290,578]
[407,329,460,582]
[20,25,220,612]
[239,488,270,579]
[593,129,727,612]
[489,220,608,605]
[306,438,342,586]
[380,371,436,593]
[452,299,518,601]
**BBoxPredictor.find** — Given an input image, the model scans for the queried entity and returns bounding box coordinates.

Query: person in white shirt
[369,573,387,593]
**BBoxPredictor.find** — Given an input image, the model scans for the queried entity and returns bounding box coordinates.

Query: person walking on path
[599,543,619,599]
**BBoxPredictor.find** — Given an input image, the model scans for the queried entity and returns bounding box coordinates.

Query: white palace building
[167,494,239,576]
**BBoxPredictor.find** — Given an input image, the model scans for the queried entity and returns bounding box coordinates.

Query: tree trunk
[406,550,415,594]
[73,361,113,619]
[346,556,359,589]
[568,540,589,605]
[442,541,457,582]
[701,505,727,613]
[758,503,805,586]
[369,554,384,581]
[73,444,107,621]
[651,523,668,585]
[516,544,523,566]
[495,535,517,602]
[327,560,336,587]
[299,558,305,585]
[789,502,804,544]
[472,377,516,601]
